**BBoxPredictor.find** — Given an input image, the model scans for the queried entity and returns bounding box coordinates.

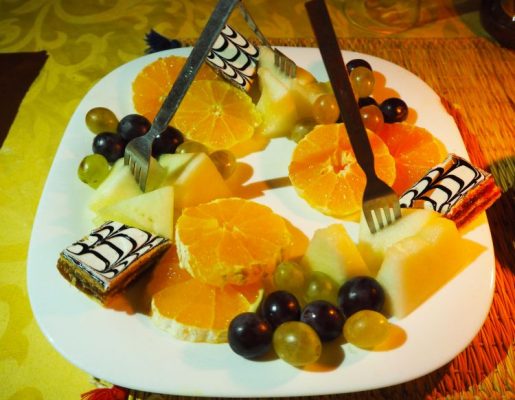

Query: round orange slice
[172,80,262,150]
[288,123,396,218]
[175,198,292,287]
[132,55,219,121]
[152,257,263,343]
[377,122,447,194]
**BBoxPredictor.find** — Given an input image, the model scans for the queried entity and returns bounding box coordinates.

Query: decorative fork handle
[145,0,239,139]
[305,0,377,180]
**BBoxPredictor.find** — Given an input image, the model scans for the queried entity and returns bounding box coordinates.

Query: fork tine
[374,209,386,231]
[384,206,393,225]
[364,210,377,234]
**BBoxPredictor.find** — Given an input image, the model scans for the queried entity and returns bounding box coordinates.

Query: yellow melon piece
[173,152,231,210]
[89,159,142,211]
[301,224,370,285]
[358,208,440,275]
[376,217,478,318]
[96,186,174,239]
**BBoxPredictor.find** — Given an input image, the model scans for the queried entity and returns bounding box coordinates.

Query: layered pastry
[57,221,170,303]
[400,154,501,227]
[206,24,259,91]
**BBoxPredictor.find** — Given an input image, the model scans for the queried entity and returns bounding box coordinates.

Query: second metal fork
[305,0,401,233]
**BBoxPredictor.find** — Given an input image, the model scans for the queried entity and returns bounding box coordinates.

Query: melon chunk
[358,208,440,275]
[173,152,231,210]
[376,217,479,318]
[96,186,174,239]
[301,224,370,285]
[89,159,142,211]
[158,153,196,184]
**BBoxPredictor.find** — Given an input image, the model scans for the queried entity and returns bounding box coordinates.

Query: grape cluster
[79,107,238,188]
[346,58,409,129]
[228,260,390,366]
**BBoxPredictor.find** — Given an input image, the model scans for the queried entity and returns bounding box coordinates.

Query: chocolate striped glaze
[400,154,488,214]
[62,221,168,289]
[206,24,259,91]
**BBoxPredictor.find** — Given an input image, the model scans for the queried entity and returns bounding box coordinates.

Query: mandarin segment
[175,198,292,287]
[377,122,447,194]
[289,123,396,218]
[132,55,219,121]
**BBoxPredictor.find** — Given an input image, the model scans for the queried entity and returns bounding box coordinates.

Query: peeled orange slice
[175,198,292,287]
[172,80,262,150]
[377,122,447,194]
[152,257,263,343]
[132,55,219,121]
[289,123,396,218]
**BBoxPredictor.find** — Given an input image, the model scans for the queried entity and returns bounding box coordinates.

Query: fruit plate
[27,47,495,397]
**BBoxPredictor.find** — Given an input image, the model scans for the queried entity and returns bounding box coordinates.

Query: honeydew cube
[358,208,440,275]
[89,159,142,211]
[376,217,475,318]
[173,152,231,210]
[96,186,174,239]
[301,224,370,285]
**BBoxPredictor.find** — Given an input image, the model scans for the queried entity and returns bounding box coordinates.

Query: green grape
[312,93,339,124]
[77,154,110,188]
[175,141,209,154]
[209,150,236,179]
[273,260,307,294]
[273,321,322,367]
[350,66,375,98]
[303,271,338,304]
[85,107,119,134]
[343,310,390,349]
[290,119,316,143]
[360,104,384,132]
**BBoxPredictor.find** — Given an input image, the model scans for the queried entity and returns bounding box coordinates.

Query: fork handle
[149,0,240,138]
[305,0,377,179]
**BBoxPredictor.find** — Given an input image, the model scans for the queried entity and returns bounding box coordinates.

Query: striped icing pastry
[62,221,168,290]
[206,24,259,91]
[400,154,488,213]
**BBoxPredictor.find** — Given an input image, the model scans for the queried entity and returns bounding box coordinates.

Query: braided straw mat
[125,38,514,400]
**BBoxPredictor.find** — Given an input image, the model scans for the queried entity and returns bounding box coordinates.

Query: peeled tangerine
[301,224,370,285]
[376,216,481,318]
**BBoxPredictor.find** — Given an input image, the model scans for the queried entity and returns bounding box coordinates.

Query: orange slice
[289,123,396,218]
[377,122,447,194]
[132,55,219,121]
[175,198,292,287]
[152,257,263,343]
[172,80,262,150]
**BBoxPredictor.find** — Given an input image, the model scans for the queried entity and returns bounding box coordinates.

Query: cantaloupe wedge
[301,224,370,284]
[89,159,142,211]
[376,217,481,318]
[96,186,174,239]
[358,208,440,275]
[172,152,231,210]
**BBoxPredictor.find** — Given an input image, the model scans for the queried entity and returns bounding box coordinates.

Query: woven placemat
[124,37,514,400]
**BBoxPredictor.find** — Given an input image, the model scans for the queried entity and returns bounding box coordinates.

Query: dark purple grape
[261,290,301,329]
[151,126,184,157]
[228,312,273,359]
[117,114,151,141]
[337,276,385,318]
[379,97,408,123]
[301,300,344,342]
[346,58,372,73]
[358,96,378,108]
[92,132,126,163]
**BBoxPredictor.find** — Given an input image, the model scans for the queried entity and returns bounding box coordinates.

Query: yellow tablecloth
[1,1,513,399]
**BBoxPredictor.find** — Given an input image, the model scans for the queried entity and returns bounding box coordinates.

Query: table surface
[1,1,514,399]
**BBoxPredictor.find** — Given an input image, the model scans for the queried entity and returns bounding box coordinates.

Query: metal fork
[305,0,401,233]
[124,0,239,191]
[237,2,297,78]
